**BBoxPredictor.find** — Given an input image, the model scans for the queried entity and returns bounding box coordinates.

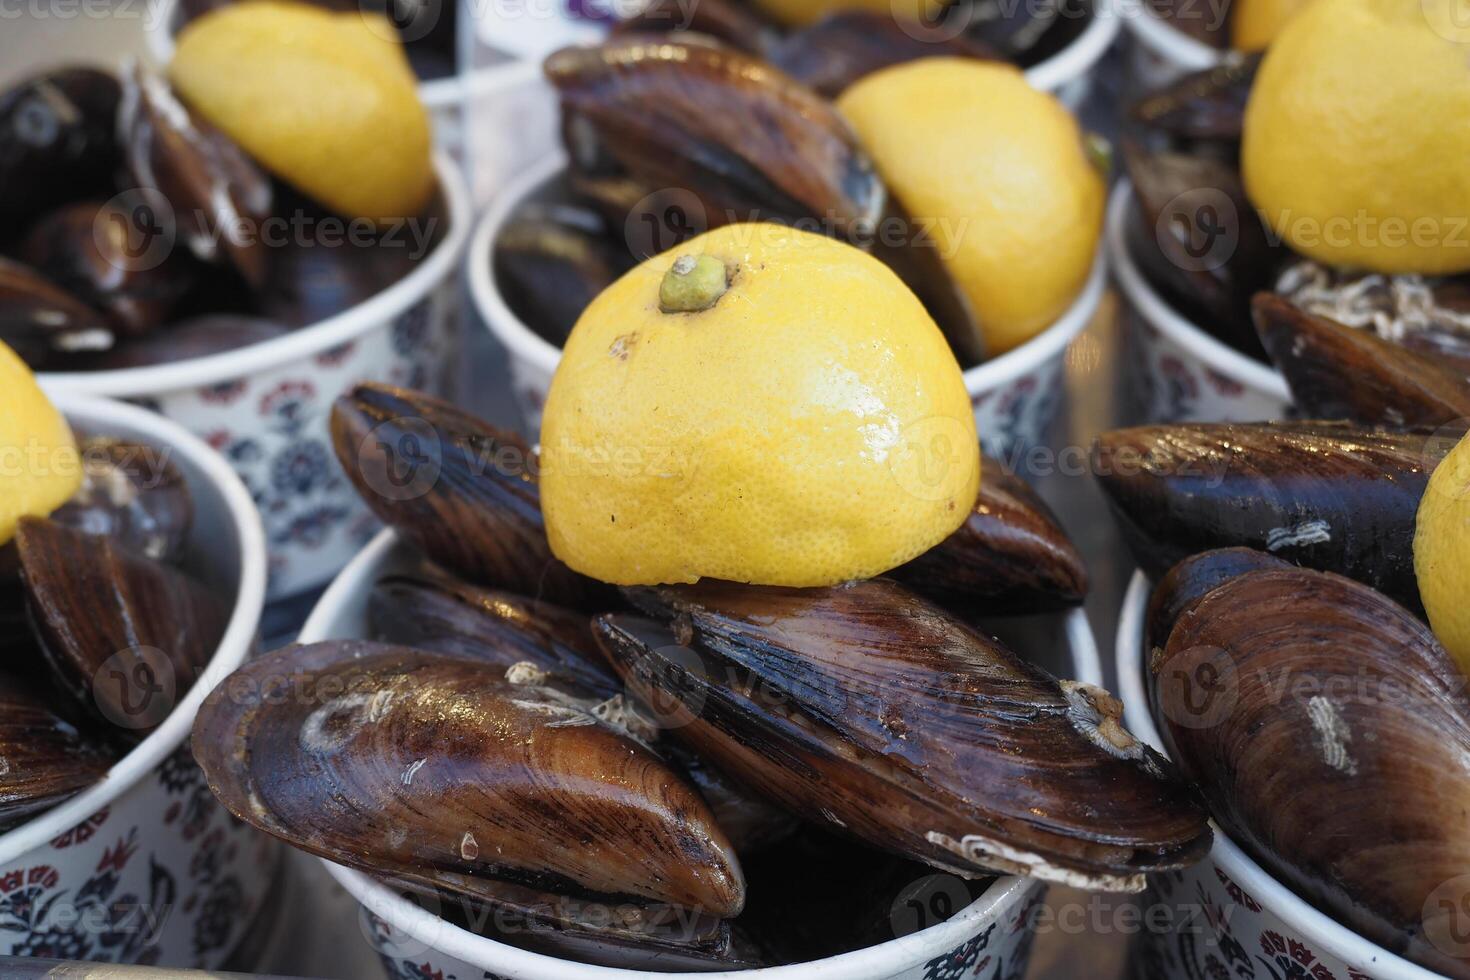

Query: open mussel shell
[331,384,610,610]
[611,0,781,55]
[546,39,886,246]
[0,673,115,831]
[493,203,635,349]
[16,517,227,737]
[49,435,194,564]
[193,641,745,924]
[597,579,1212,892]
[367,572,620,699]
[118,64,273,290]
[1122,143,1281,360]
[0,67,121,229]
[770,12,998,99]
[21,200,197,337]
[892,457,1088,616]
[1092,421,1446,614]
[0,256,114,368]
[1153,566,1470,979]
[1254,292,1470,428]
[1127,54,1260,147]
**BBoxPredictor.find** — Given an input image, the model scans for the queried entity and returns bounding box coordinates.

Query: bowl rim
[0,394,268,865]
[296,526,1102,979]
[1116,0,1227,70]
[468,157,1109,396]
[37,152,471,399]
[1105,179,1291,400]
[1114,570,1446,980]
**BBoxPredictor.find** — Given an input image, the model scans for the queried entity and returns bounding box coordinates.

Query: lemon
[0,343,80,546]
[838,59,1103,356]
[750,0,944,27]
[170,1,433,223]
[1416,430,1470,676]
[539,223,980,588]
[1242,0,1470,275]
[1231,0,1313,49]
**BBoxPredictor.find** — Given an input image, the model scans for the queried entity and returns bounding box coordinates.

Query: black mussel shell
[1153,567,1470,979]
[330,384,611,610]
[599,579,1212,892]
[493,203,635,349]
[193,640,745,924]
[119,65,273,289]
[770,12,998,99]
[612,0,781,55]
[367,572,619,698]
[20,200,197,336]
[16,517,228,737]
[50,435,194,564]
[1144,547,1290,660]
[78,314,289,370]
[1128,54,1260,147]
[1092,421,1448,614]
[0,256,114,368]
[892,457,1088,616]
[0,67,120,230]
[1254,292,1470,428]
[0,672,115,831]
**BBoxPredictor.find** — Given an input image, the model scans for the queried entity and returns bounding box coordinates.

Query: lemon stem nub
[659,255,729,313]
[1083,133,1112,178]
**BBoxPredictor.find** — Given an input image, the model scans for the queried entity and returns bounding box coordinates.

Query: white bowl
[1117,0,1226,89]
[1106,179,1291,422]
[40,155,471,599]
[1115,570,1447,980]
[0,394,271,969]
[470,155,1106,459]
[297,527,1103,980]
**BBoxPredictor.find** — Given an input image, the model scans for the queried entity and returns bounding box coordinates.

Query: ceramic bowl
[1114,570,1449,980]
[39,155,471,599]
[0,394,272,969]
[1117,0,1226,90]
[1106,179,1291,422]
[470,155,1106,460]
[296,527,1103,980]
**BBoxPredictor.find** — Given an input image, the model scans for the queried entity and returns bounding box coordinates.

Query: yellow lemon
[1231,0,1313,49]
[1416,429,1470,676]
[539,223,980,587]
[170,1,433,223]
[1242,0,1470,275]
[838,59,1103,356]
[750,0,944,27]
[0,343,80,546]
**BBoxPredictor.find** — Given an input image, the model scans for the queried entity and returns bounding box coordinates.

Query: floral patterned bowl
[469,155,1107,462]
[296,528,1104,980]
[1115,570,1447,980]
[0,394,272,970]
[1106,180,1291,423]
[40,155,471,600]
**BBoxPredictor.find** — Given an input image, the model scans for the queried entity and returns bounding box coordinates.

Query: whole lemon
[1230,0,1312,50]
[170,1,433,224]
[1243,0,1470,275]
[750,0,943,27]
[1415,429,1470,675]
[838,59,1103,356]
[539,224,980,588]
[0,342,80,545]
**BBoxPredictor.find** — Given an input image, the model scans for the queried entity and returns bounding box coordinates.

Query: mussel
[118,64,274,289]
[1092,420,1449,614]
[892,457,1088,616]
[330,383,611,610]
[192,640,750,969]
[50,435,194,563]
[1128,54,1259,146]
[0,674,113,830]
[597,578,1212,892]
[770,12,997,99]
[78,314,289,370]
[0,256,114,368]
[16,517,228,736]
[1142,546,1289,662]
[1151,564,1470,979]
[1253,292,1470,428]
[611,0,781,54]
[0,67,121,229]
